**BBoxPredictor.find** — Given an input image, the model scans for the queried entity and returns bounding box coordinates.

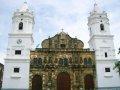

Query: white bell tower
[2,2,34,90]
[88,3,120,89]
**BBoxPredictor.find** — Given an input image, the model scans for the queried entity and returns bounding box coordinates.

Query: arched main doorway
[57,72,71,90]
[84,74,94,90]
[32,75,42,90]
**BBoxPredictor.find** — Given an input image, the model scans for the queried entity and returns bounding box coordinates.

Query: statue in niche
[79,57,83,64]
[75,72,80,82]
[69,57,72,64]
[74,57,78,64]
[43,57,47,64]
[48,56,52,63]
[54,58,58,63]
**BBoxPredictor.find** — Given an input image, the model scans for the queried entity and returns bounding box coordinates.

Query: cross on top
[94,0,98,5]
[94,0,97,3]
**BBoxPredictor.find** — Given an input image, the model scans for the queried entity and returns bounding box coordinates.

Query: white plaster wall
[89,36,116,60]
[2,9,34,89]
[6,36,33,59]
[96,60,120,88]
[2,59,30,89]
[88,11,120,89]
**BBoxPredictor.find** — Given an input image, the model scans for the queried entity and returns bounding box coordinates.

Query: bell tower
[88,3,115,60]
[2,2,34,90]
[88,3,120,89]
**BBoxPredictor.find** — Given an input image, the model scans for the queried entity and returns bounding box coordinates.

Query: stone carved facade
[30,32,96,90]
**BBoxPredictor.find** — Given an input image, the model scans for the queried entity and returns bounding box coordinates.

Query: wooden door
[84,74,94,90]
[32,75,42,90]
[57,72,71,90]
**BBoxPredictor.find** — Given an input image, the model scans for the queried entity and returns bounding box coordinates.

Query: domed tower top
[88,2,110,37]
[90,2,106,15]
[11,2,34,34]
[13,1,34,16]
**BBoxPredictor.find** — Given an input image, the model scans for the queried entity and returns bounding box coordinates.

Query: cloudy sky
[0,0,120,64]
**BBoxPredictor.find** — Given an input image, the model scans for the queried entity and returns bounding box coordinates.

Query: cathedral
[2,2,120,90]
[30,32,96,90]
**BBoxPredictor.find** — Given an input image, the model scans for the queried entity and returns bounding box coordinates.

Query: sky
[0,0,120,64]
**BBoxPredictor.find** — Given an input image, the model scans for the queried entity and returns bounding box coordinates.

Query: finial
[94,0,98,6]
[92,0,102,13]
[94,0,97,4]
[94,0,98,11]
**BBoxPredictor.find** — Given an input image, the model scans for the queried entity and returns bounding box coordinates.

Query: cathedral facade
[30,32,96,90]
[2,2,120,90]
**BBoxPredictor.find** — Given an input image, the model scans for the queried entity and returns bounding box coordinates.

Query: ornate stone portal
[30,32,96,90]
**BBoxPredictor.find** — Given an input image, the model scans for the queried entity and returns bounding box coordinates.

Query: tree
[114,61,120,75]
[114,48,120,75]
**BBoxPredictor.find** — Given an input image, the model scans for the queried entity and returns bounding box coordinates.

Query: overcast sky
[0,0,120,64]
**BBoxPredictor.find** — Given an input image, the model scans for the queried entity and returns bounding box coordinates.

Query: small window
[105,68,110,72]
[100,24,104,31]
[14,68,20,73]
[105,52,108,58]
[19,22,23,30]
[15,50,21,55]
[61,44,66,48]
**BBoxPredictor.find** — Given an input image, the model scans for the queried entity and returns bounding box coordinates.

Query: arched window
[63,58,68,66]
[105,52,108,58]
[100,24,104,31]
[19,22,23,30]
